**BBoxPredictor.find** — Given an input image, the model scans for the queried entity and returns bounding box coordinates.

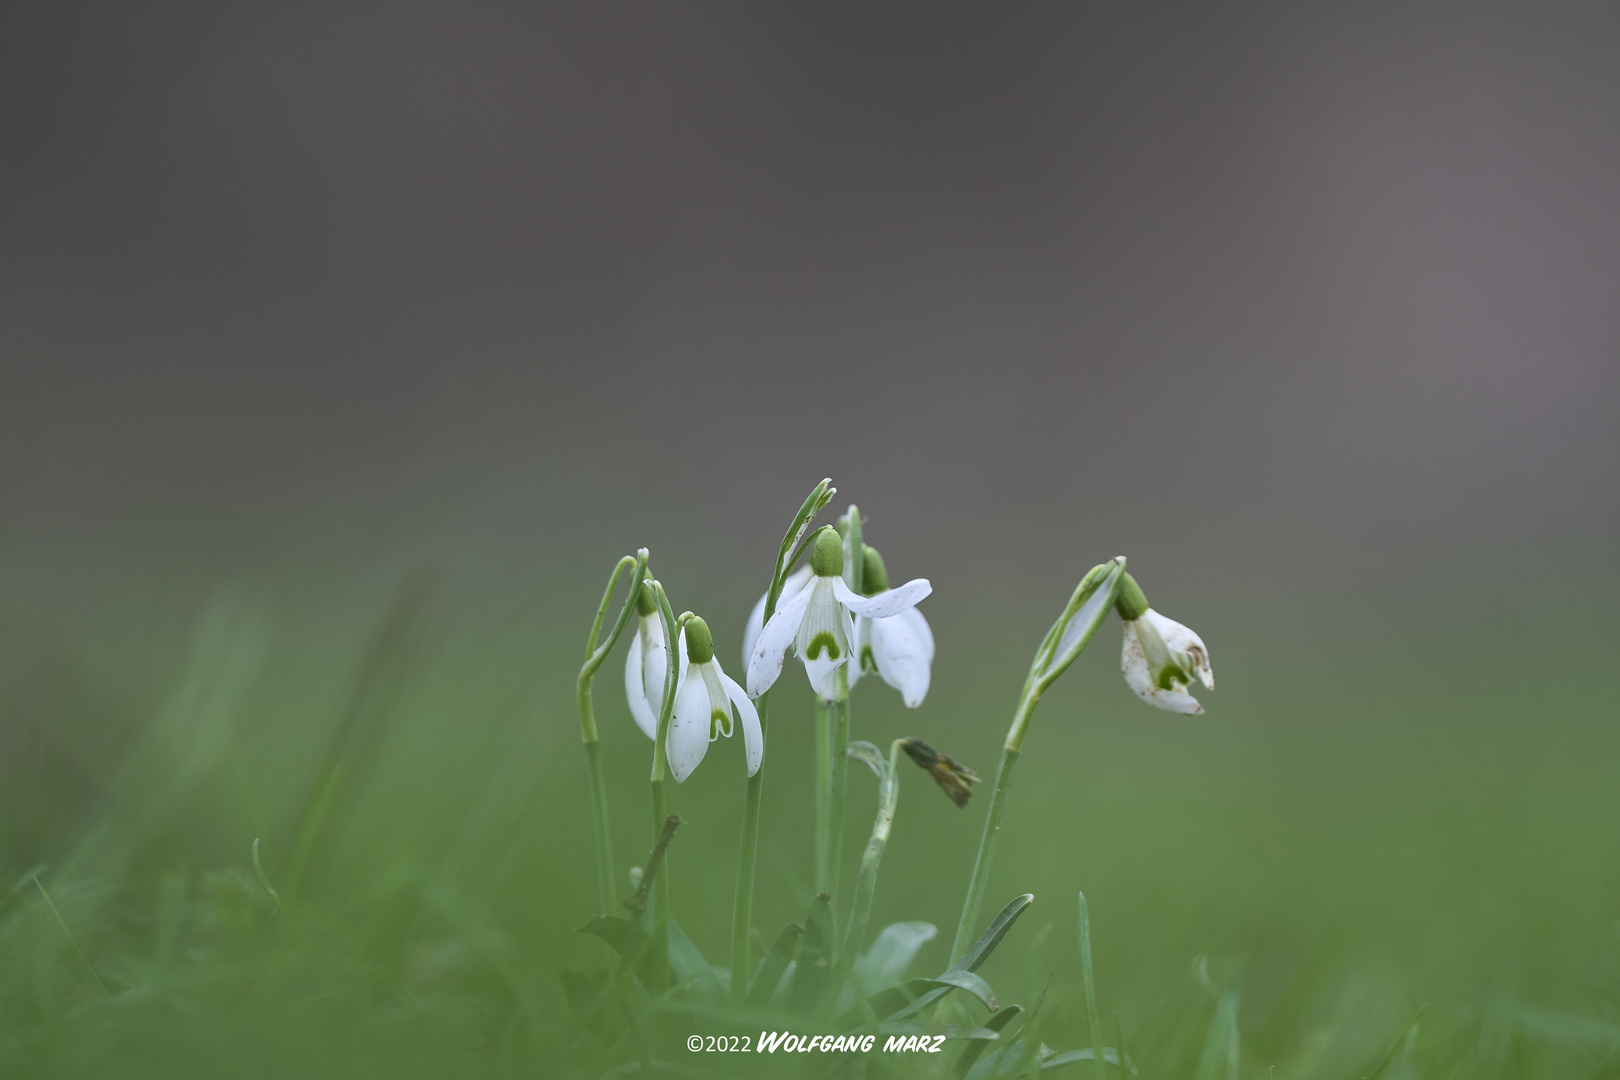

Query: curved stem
[577,550,647,914]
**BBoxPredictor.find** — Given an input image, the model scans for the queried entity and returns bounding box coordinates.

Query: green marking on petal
[711,709,730,739]
[860,645,876,672]
[805,631,841,660]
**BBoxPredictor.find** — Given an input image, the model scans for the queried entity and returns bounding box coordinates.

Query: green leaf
[667,918,725,1002]
[956,1004,1024,1077]
[967,1045,1136,1079]
[748,922,803,1008]
[853,921,937,996]
[574,914,647,961]
[1038,1048,1137,1074]
[954,893,1035,974]
[787,893,833,1013]
[934,969,998,1013]
[854,894,1033,1026]
[846,740,889,781]
[836,976,935,1029]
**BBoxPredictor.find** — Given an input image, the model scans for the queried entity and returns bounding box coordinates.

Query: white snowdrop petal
[746,583,815,699]
[623,630,657,739]
[870,612,931,709]
[1121,620,1204,715]
[804,653,845,699]
[667,671,713,782]
[701,662,731,740]
[721,672,764,777]
[639,615,669,716]
[741,564,813,668]
[1144,609,1213,690]
[899,607,934,664]
[833,577,931,619]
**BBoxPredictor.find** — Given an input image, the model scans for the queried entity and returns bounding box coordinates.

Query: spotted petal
[1144,609,1213,690]
[741,564,812,669]
[667,667,713,782]
[746,582,815,699]
[1122,618,1204,715]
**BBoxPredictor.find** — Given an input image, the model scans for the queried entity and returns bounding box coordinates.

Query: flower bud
[860,544,890,596]
[809,526,844,578]
[901,738,979,807]
[684,616,715,664]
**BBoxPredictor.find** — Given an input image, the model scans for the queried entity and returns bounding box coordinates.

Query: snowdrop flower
[667,616,761,782]
[746,527,931,700]
[624,579,686,739]
[847,544,935,708]
[1115,572,1213,715]
[740,563,813,669]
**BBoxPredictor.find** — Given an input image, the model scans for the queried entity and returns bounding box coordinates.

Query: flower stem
[729,690,769,1004]
[646,583,684,993]
[949,564,1124,963]
[835,739,901,988]
[646,776,670,990]
[728,478,837,1004]
[813,698,831,892]
[825,666,851,949]
[578,551,648,915]
[948,740,1023,963]
[1077,890,1107,1080]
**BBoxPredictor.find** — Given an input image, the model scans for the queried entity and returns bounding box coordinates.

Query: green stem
[728,477,837,1005]
[814,698,831,892]
[950,563,1124,962]
[835,740,901,988]
[583,741,616,915]
[1077,891,1107,1080]
[647,777,670,991]
[729,691,769,1004]
[949,742,1023,963]
[825,666,851,949]
[577,551,649,915]
[646,584,685,993]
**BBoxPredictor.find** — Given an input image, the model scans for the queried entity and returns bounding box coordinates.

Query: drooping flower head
[624,575,685,739]
[1114,572,1213,714]
[667,616,761,782]
[740,563,812,670]
[746,526,931,700]
[847,544,935,708]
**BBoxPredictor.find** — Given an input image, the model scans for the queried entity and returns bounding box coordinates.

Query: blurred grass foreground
[1,548,1619,1079]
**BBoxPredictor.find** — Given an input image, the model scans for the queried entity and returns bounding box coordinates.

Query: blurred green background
[2,2,1618,1076]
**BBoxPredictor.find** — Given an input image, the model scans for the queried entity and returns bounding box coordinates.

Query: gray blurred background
[3,2,1615,598]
